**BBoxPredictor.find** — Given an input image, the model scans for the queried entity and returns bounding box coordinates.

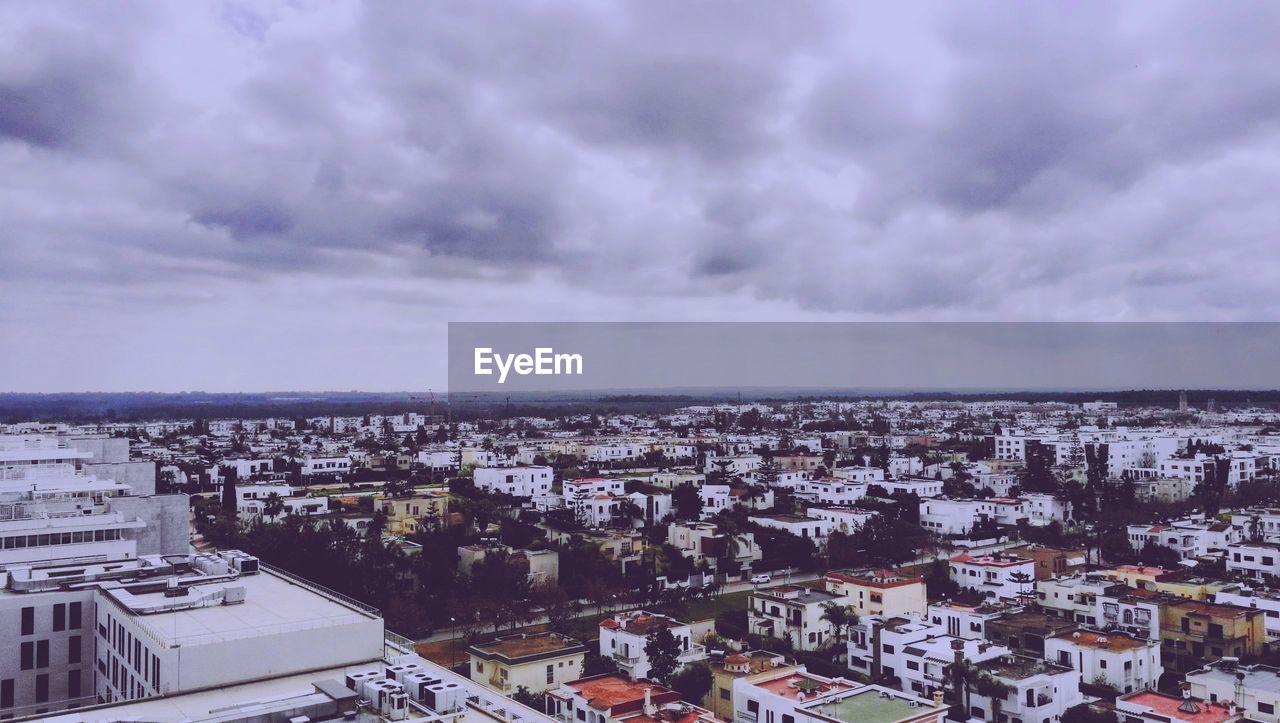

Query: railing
[385,630,416,657]
[260,562,382,617]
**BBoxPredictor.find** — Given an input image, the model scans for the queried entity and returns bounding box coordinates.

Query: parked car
[750,574,772,585]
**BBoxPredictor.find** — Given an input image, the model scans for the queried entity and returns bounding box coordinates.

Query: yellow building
[1153,577,1234,602]
[380,490,449,536]
[1100,565,1178,590]
[468,632,587,696]
[702,651,797,719]
[823,568,927,617]
[1159,599,1266,673]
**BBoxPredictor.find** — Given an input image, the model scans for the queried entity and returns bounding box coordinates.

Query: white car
[750,574,772,585]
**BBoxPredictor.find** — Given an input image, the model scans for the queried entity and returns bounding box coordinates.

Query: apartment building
[1097,590,1164,640]
[1036,573,1127,624]
[823,568,926,617]
[919,498,1025,536]
[598,611,706,681]
[926,600,1014,641]
[805,506,876,535]
[469,632,587,696]
[701,651,795,720]
[1008,543,1087,580]
[1215,585,1280,642]
[666,522,761,573]
[302,455,351,476]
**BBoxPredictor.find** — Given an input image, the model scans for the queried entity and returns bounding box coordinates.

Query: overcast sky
[3,2,1279,392]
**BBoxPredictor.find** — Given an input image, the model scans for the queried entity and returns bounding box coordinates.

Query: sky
[2,2,1280,392]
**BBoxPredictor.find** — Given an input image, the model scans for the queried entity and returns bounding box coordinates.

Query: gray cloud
[3,1,1280,391]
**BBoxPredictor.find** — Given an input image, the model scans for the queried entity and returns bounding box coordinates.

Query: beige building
[380,489,449,536]
[823,568,927,617]
[468,632,587,696]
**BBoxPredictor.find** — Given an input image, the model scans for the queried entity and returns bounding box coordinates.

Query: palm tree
[263,492,286,521]
[1008,571,1034,606]
[975,673,1013,721]
[820,603,857,648]
[946,658,977,714]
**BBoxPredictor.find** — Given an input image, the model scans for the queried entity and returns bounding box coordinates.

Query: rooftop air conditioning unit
[221,585,247,605]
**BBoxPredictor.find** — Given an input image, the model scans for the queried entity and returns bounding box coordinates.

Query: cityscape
[2,392,1280,723]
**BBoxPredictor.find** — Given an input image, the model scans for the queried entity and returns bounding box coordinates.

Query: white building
[1021,492,1073,526]
[1186,660,1280,723]
[749,514,832,545]
[1127,516,1242,559]
[302,455,351,476]
[948,553,1035,602]
[1227,541,1280,580]
[474,466,554,498]
[964,654,1082,723]
[1043,629,1162,694]
[806,507,877,534]
[598,610,706,681]
[748,585,850,651]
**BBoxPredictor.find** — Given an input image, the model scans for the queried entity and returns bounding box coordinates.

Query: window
[35,674,48,703]
[20,642,33,671]
[68,636,81,664]
[547,664,555,684]
[69,671,81,699]
[1260,702,1275,715]
[53,603,66,632]
[21,607,34,636]
[36,640,48,669]
[0,679,12,708]
[720,688,731,701]
[70,602,82,629]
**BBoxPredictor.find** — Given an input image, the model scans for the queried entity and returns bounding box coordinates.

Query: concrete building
[948,552,1035,602]
[549,674,722,723]
[823,568,926,618]
[1044,629,1162,694]
[469,632,587,696]
[1160,599,1267,673]
[748,585,850,652]
[474,465,554,498]
[1115,690,1235,723]
[965,654,1082,723]
[1186,660,1280,722]
[599,610,705,681]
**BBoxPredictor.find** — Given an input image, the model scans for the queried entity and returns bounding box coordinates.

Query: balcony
[678,644,708,663]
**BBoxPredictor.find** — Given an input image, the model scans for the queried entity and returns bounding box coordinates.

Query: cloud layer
[3,1,1280,391]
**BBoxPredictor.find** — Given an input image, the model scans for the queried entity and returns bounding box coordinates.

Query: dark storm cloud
[5,1,1280,391]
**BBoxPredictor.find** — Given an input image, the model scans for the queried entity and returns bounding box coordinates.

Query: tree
[1007,571,1034,606]
[820,603,856,646]
[219,465,239,514]
[669,663,713,703]
[672,483,703,520]
[262,492,286,521]
[1061,703,1118,723]
[643,626,682,685]
[975,673,1014,722]
[511,686,545,713]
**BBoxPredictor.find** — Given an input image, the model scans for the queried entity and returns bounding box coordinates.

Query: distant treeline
[2,388,1278,424]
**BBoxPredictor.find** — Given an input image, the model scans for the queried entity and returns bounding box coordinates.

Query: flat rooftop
[803,687,937,723]
[470,632,586,662]
[105,568,378,646]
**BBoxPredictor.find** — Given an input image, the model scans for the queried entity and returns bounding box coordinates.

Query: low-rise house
[302,454,350,476]
[926,600,1014,641]
[666,521,761,574]
[1227,541,1280,580]
[919,498,1025,536]
[1020,492,1074,526]
[1159,599,1267,673]
[1186,660,1280,722]
[1036,572,1128,624]
[964,654,1082,723]
[748,585,851,651]
[599,610,706,681]
[1215,585,1280,643]
[1116,690,1235,723]
[806,506,876,534]
[846,615,1008,695]
[949,552,1035,602]
[984,611,1079,657]
[1097,589,1165,640]
[475,465,554,497]
[749,514,832,546]
[380,489,449,535]
[1007,543,1087,580]
[459,543,560,585]
[729,666,858,723]
[549,674,724,723]
[823,568,926,617]
[1127,516,1243,560]
[702,651,795,720]
[1044,629,1162,694]
[469,632,587,696]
